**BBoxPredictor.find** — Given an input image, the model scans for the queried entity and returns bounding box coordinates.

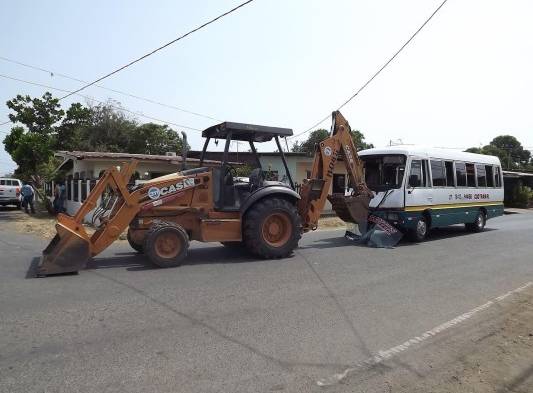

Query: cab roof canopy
[202,122,293,142]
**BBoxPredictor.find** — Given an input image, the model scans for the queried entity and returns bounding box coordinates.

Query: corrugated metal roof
[503,170,533,178]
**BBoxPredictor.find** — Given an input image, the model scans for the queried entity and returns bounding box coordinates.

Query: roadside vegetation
[2,92,188,185]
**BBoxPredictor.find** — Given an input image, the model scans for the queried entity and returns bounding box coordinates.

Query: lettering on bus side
[451,193,491,201]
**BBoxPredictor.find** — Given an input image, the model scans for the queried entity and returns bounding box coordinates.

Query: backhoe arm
[298,111,373,231]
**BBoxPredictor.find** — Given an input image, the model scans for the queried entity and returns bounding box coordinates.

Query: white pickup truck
[0,178,22,208]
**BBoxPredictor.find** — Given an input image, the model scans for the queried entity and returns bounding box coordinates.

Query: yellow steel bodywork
[38,161,241,275]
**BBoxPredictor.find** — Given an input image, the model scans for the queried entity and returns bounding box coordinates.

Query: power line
[290,0,449,140]
[0,74,202,131]
[58,0,256,101]
[0,56,222,122]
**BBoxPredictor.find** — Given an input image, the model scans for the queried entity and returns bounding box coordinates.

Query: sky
[1,0,532,175]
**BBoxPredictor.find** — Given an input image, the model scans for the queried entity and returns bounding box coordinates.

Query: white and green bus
[357,146,504,241]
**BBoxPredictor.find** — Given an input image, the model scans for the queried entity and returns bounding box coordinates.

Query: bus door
[405,158,433,211]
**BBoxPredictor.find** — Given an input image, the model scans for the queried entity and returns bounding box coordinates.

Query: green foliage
[509,185,533,208]
[291,128,373,153]
[126,122,189,155]
[291,129,329,153]
[466,135,531,170]
[234,164,254,177]
[2,93,189,180]
[6,93,64,134]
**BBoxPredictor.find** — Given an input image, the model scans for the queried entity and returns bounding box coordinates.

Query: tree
[6,92,64,134]
[54,102,92,150]
[291,129,329,153]
[465,135,531,170]
[126,123,189,155]
[291,128,374,153]
[3,126,55,180]
[2,92,189,181]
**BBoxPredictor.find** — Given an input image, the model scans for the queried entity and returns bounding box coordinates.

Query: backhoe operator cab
[199,122,298,212]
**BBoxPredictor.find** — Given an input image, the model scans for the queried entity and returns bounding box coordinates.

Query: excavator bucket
[37,221,92,276]
[328,194,371,225]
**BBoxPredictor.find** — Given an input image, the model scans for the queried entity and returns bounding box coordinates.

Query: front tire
[144,222,189,268]
[466,210,486,232]
[243,197,301,259]
[408,216,429,242]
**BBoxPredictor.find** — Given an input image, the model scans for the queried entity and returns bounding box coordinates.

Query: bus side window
[466,163,476,187]
[476,164,487,187]
[430,160,446,187]
[485,165,494,187]
[408,160,423,187]
[455,162,467,187]
[422,160,431,187]
[445,161,455,186]
[495,166,502,188]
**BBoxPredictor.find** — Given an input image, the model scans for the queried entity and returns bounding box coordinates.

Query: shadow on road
[300,225,497,250]
[86,244,282,272]
[25,225,498,276]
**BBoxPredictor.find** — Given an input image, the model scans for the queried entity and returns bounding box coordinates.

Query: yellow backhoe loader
[39,111,373,276]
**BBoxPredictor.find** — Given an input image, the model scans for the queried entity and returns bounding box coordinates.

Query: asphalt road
[0,210,532,393]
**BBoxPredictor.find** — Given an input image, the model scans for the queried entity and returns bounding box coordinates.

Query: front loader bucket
[328,194,371,224]
[37,223,91,276]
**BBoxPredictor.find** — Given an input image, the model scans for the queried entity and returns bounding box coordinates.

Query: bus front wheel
[408,216,429,242]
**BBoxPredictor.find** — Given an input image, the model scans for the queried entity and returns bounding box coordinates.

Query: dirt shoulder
[336,288,533,393]
[0,205,58,239]
[0,206,347,241]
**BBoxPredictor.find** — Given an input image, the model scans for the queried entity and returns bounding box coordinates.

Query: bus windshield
[362,154,406,191]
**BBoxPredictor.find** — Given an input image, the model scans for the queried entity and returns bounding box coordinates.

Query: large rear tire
[144,222,189,268]
[243,197,301,259]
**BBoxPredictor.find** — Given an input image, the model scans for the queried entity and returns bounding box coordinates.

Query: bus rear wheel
[466,210,486,232]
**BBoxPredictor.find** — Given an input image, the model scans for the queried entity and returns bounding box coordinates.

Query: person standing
[59,182,67,213]
[53,182,61,213]
[20,182,35,214]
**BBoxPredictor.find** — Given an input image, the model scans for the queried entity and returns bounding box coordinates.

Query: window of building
[476,164,487,187]
[445,161,455,187]
[455,162,467,187]
[430,160,446,187]
[67,180,72,200]
[466,163,476,187]
[73,180,79,202]
[485,165,494,187]
[495,166,502,188]
[332,174,346,194]
[81,180,87,201]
